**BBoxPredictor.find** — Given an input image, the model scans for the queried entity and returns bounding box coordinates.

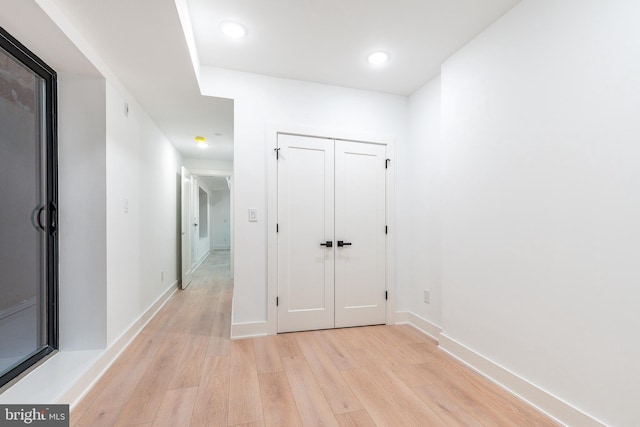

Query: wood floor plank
[387,360,441,388]
[168,334,209,389]
[412,384,485,427]
[72,252,557,427]
[335,410,377,427]
[312,330,360,371]
[340,367,412,427]
[274,333,303,359]
[69,409,85,427]
[189,297,220,336]
[75,357,150,427]
[345,348,447,425]
[253,336,283,374]
[228,339,263,426]
[258,372,303,427]
[119,331,165,361]
[295,333,363,415]
[114,333,188,425]
[282,354,339,426]
[72,356,130,413]
[191,356,230,427]
[357,326,427,365]
[151,387,198,427]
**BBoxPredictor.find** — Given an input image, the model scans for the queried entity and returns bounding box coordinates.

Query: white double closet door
[277,134,387,333]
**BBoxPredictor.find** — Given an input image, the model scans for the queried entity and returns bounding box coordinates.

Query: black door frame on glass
[0,26,58,389]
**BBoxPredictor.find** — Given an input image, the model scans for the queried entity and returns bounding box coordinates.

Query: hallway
[71,250,556,426]
[72,250,233,426]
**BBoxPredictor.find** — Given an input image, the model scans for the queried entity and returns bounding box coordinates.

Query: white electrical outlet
[424,289,430,304]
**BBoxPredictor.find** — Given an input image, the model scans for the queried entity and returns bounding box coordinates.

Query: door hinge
[385,291,388,300]
[276,223,279,233]
[385,158,391,169]
[276,296,279,306]
[385,225,388,234]
[274,147,281,159]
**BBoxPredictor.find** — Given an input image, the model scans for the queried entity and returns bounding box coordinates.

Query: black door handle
[36,206,46,231]
[320,241,333,247]
[49,201,58,236]
[337,241,352,247]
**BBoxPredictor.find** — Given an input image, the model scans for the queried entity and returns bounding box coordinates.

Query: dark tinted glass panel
[0,27,57,389]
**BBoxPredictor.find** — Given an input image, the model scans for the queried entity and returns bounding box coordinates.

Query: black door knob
[320,241,333,247]
[337,241,352,247]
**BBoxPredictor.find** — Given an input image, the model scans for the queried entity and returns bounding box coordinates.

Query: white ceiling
[188,0,520,95]
[51,0,234,162]
[47,0,520,161]
[198,176,230,192]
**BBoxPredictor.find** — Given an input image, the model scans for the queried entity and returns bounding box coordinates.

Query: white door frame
[266,124,396,335]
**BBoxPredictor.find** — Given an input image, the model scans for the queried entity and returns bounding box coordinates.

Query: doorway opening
[180,169,233,289]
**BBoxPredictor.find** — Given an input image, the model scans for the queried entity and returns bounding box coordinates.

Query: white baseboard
[231,321,268,339]
[439,334,606,427]
[394,312,604,426]
[395,311,442,341]
[211,246,230,250]
[60,281,178,409]
[194,250,210,270]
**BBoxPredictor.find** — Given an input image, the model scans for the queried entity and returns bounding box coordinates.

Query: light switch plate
[248,208,258,222]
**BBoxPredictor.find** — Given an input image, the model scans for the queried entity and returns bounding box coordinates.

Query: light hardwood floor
[71,251,558,426]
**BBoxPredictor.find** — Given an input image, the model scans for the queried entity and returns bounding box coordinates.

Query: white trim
[62,281,178,408]
[266,123,396,335]
[395,311,442,341]
[193,249,210,271]
[439,334,606,427]
[211,245,231,250]
[231,321,268,339]
[0,297,36,326]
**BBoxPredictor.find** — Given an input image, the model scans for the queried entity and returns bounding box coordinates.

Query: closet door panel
[334,140,386,328]
[277,134,335,332]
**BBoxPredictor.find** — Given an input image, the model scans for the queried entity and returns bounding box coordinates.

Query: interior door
[334,141,387,327]
[277,134,335,333]
[181,166,193,289]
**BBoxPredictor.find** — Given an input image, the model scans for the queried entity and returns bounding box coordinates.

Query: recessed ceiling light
[195,136,208,148]
[367,51,389,65]
[221,21,247,39]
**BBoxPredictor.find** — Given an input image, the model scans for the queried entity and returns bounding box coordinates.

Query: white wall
[106,82,183,344]
[440,1,640,425]
[0,0,183,403]
[397,76,442,326]
[57,75,107,350]
[200,67,408,325]
[209,190,231,250]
